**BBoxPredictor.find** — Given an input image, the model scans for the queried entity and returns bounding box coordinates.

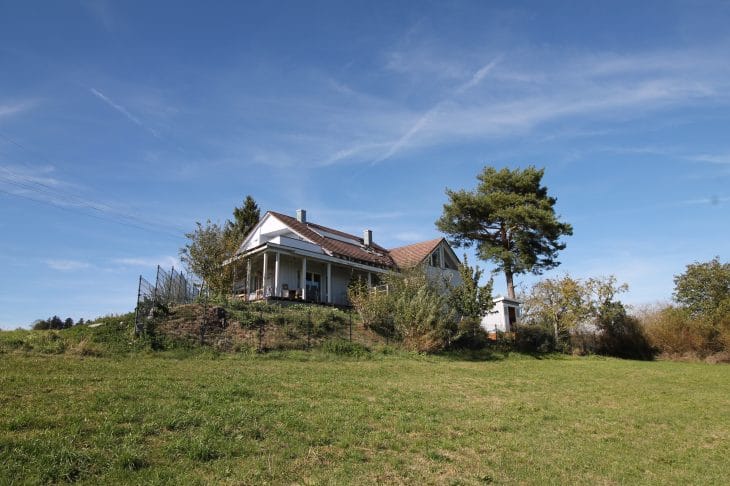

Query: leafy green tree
[180,220,232,294]
[63,317,74,329]
[32,318,50,330]
[673,257,730,318]
[448,254,493,318]
[436,166,572,299]
[180,196,260,295]
[521,275,628,350]
[522,275,591,345]
[224,195,260,252]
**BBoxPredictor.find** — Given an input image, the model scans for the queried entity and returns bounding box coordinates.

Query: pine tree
[437,166,572,299]
[224,195,260,252]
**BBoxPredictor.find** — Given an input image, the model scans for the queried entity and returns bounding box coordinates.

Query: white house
[227,209,462,306]
[481,296,522,333]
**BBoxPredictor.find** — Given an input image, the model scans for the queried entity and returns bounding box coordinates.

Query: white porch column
[326,262,332,304]
[274,252,280,297]
[367,272,372,288]
[262,252,269,297]
[246,259,252,297]
[301,257,307,300]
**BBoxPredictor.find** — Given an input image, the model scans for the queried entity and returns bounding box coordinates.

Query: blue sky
[1,1,729,328]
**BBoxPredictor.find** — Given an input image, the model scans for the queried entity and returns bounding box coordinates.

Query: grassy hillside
[1,352,728,484]
[0,302,385,357]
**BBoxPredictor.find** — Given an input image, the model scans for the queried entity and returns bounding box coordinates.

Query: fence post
[154,265,161,302]
[200,293,208,346]
[134,275,143,336]
[307,309,311,349]
[258,309,264,352]
[168,266,175,302]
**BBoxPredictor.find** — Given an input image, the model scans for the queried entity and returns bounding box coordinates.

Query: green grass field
[1,351,728,485]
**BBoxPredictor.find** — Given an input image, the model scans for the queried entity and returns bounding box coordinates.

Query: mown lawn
[0,353,728,485]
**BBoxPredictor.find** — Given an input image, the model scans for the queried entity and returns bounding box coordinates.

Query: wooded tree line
[32,316,85,330]
[515,257,730,360]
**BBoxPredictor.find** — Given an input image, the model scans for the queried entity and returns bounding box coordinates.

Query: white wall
[241,214,314,252]
[481,299,521,332]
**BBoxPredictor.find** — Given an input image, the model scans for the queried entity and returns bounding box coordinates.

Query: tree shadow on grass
[438,347,574,362]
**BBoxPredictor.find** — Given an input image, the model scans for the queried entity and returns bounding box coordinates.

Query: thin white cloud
[112,256,180,269]
[90,88,160,138]
[322,46,729,166]
[45,259,90,271]
[690,153,730,165]
[455,56,502,94]
[0,164,62,188]
[375,56,502,163]
[0,100,36,119]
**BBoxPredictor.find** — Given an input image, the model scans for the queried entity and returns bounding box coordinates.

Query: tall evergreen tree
[436,166,572,299]
[224,195,260,251]
[49,315,64,330]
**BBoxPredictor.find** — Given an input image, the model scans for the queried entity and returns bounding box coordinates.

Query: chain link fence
[148,299,386,353]
[134,266,201,335]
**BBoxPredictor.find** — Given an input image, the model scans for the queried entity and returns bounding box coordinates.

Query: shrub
[450,317,489,350]
[68,339,104,357]
[349,267,458,353]
[595,303,654,360]
[513,324,555,353]
[641,306,717,357]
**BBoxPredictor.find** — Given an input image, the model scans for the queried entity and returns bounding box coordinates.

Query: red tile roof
[269,211,396,268]
[261,211,450,270]
[388,238,444,269]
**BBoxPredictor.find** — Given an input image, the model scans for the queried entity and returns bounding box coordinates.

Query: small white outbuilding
[481,296,522,333]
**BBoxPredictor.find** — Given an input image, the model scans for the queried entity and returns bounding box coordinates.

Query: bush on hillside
[349,267,458,353]
[513,324,555,353]
[641,306,718,358]
[450,317,490,350]
[594,302,653,360]
[642,257,730,360]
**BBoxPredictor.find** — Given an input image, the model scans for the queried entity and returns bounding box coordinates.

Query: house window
[430,251,441,268]
[306,272,321,301]
[443,252,458,270]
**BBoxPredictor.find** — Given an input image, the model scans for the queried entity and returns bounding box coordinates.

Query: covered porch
[230,246,384,306]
